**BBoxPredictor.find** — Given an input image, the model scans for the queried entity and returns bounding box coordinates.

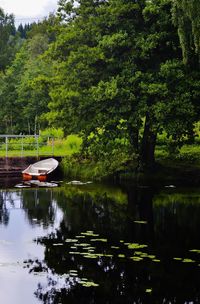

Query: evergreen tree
[0,8,16,71]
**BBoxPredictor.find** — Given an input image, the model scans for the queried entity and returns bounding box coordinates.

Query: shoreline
[61,156,200,187]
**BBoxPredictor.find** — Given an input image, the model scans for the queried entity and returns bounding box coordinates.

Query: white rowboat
[22,158,59,181]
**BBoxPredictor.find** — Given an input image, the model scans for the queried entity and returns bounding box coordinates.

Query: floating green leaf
[65,239,78,243]
[182,259,195,263]
[146,288,152,293]
[147,255,156,259]
[77,243,91,247]
[130,256,143,262]
[134,221,147,224]
[69,272,78,277]
[69,270,78,273]
[52,243,63,246]
[90,238,107,242]
[189,249,200,253]
[83,254,97,259]
[127,243,148,250]
[81,231,99,237]
[79,280,99,287]
[118,254,125,258]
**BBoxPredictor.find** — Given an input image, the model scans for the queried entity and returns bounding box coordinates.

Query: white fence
[0,135,55,157]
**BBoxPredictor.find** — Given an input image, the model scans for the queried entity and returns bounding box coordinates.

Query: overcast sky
[0,0,58,24]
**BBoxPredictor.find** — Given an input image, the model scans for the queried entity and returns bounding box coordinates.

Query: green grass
[0,134,82,157]
[155,143,200,165]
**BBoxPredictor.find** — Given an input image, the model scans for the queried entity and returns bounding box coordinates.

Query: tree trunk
[140,113,157,170]
[128,124,139,152]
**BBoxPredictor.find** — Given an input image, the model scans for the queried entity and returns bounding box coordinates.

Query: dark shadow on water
[21,184,200,304]
[0,182,200,303]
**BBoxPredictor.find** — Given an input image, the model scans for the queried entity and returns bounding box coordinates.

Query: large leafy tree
[46,0,198,168]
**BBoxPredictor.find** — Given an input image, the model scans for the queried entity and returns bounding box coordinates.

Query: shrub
[40,128,64,143]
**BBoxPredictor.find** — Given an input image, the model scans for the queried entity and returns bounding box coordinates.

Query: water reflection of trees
[0,191,10,225]
[25,185,200,304]
[21,189,57,227]
[0,189,58,228]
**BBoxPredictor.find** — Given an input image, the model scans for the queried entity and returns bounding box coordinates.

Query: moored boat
[22,158,59,181]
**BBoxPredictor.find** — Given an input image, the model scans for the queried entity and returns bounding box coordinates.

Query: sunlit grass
[0,134,82,157]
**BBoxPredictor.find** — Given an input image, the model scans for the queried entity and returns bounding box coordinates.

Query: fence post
[36,136,39,158]
[5,137,8,158]
[21,136,24,157]
[52,137,54,156]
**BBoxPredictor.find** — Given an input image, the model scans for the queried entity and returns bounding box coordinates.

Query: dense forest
[0,0,200,171]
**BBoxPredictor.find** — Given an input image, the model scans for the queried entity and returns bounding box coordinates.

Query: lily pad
[118,254,125,258]
[79,280,99,287]
[189,249,200,253]
[130,256,143,262]
[173,257,182,261]
[90,238,107,242]
[134,220,147,224]
[52,243,63,246]
[182,258,195,263]
[127,243,148,250]
[65,239,78,243]
[146,288,152,293]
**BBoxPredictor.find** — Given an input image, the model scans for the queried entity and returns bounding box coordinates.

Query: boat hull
[22,173,33,181]
[22,173,47,182]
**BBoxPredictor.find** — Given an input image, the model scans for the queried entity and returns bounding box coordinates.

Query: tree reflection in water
[0,189,57,228]
[22,185,200,304]
[22,189,57,227]
[0,191,10,225]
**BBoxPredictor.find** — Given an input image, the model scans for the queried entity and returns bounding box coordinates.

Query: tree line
[0,0,199,169]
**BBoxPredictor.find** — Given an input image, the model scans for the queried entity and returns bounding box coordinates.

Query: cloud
[42,0,58,15]
[0,0,58,26]
[0,0,58,17]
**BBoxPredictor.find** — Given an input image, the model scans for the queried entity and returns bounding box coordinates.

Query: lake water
[0,181,200,303]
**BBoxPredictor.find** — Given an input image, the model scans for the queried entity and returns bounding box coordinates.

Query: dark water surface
[0,181,200,303]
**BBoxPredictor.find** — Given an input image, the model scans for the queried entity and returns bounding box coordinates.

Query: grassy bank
[0,134,82,157]
[60,141,200,184]
[2,130,200,183]
[61,151,137,181]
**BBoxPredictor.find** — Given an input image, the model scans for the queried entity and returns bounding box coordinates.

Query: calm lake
[0,180,200,303]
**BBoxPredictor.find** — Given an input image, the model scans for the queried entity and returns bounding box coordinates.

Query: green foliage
[0,8,17,71]
[40,128,64,139]
[46,0,198,168]
[172,0,200,64]
[61,146,136,180]
[0,16,57,133]
[64,134,82,151]
[0,0,200,173]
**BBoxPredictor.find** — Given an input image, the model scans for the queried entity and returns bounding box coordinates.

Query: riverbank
[61,154,200,186]
[1,153,200,187]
